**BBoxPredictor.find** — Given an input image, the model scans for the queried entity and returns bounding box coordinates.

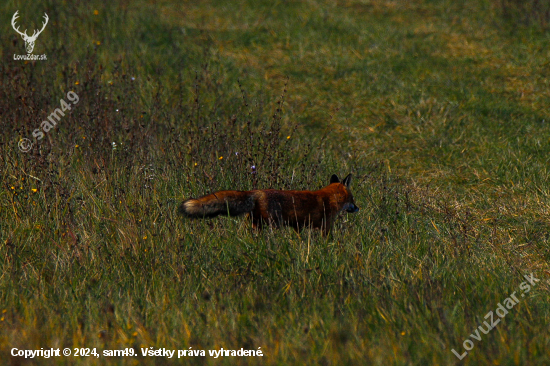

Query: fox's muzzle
[344,203,359,213]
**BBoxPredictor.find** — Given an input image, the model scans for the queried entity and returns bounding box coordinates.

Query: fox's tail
[179,190,255,219]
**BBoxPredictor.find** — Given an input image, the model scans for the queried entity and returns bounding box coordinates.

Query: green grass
[1,0,550,364]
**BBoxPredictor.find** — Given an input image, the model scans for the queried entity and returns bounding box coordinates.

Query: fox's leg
[321,220,333,237]
[290,222,302,235]
[264,214,283,233]
[249,214,263,232]
[252,220,263,231]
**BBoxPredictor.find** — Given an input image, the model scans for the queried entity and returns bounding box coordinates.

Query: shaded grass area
[1,0,550,364]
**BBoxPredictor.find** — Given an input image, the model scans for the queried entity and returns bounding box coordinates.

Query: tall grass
[498,0,550,29]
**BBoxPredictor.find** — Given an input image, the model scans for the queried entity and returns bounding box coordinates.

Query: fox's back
[251,186,346,225]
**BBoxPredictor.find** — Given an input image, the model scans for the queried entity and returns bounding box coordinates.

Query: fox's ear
[342,174,352,187]
[330,174,340,184]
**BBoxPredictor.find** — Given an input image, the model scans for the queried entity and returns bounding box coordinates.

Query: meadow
[1,0,550,364]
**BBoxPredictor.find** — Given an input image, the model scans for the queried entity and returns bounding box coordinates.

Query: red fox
[179,174,359,235]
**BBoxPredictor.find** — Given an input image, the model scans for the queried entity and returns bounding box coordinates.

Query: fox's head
[330,174,359,213]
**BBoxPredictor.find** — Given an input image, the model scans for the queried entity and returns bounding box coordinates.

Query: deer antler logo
[11,11,49,54]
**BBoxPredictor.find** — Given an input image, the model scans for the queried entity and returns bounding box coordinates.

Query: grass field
[2,0,550,364]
